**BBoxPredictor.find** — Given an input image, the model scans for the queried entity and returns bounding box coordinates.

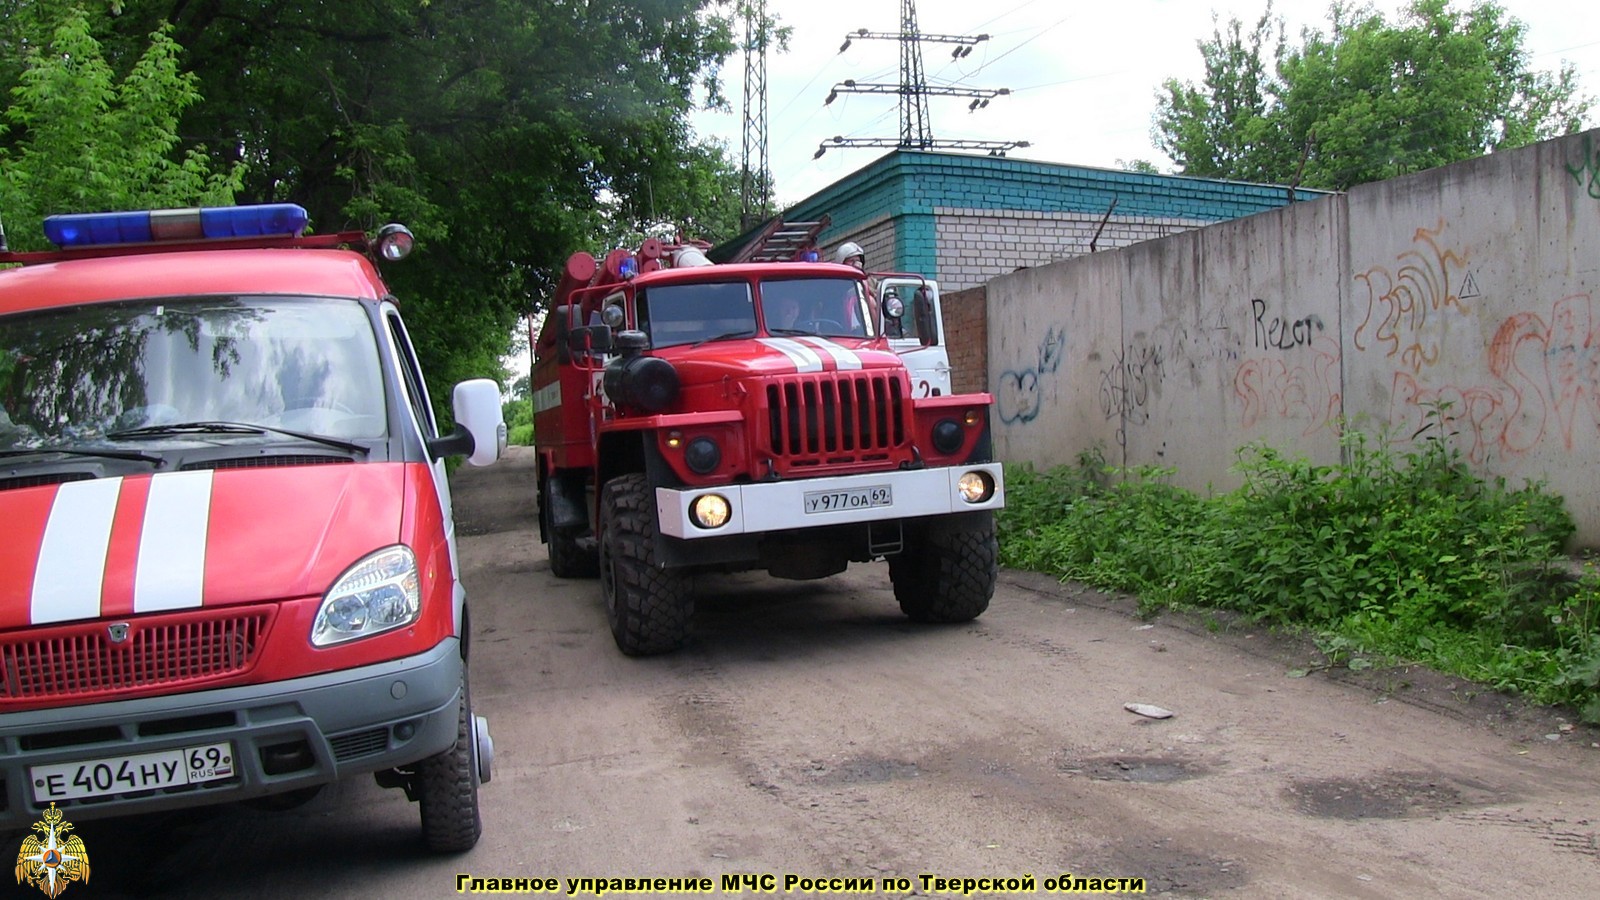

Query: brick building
[718,149,1328,390]
[780,149,1329,290]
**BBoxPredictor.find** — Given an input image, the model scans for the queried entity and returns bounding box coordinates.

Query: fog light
[931,418,964,454]
[691,493,731,529]
[957,471,994,503]
[684,436,721,474]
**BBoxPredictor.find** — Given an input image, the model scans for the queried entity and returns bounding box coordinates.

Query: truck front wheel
[544,476,599,578]
[889,513,997,623]
[598,473,692,655]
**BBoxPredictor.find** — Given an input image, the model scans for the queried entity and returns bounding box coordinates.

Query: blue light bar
[42,203,310,248]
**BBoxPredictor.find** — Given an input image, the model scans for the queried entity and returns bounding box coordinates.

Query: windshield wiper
[694,329,756,346]
[0,446,163,464]
[107,421,369,455]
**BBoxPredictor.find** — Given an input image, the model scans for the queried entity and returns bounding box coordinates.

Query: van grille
[766,372,906,468]
[0,608,272,705]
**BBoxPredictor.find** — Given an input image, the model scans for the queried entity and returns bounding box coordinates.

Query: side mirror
[913,287,938,348]
[568,324,613,355]
[551,304,577,364]
[428,378,505,466]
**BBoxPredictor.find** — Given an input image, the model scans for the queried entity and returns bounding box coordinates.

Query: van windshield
[0,296,387,450]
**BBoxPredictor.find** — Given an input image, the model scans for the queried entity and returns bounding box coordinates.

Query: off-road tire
[544,478,598,578]
[415,667,482,853]
[889,513,997,623]
[599,473,692,655]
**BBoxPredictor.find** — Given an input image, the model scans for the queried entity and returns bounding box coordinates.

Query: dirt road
[79,447,1600,898]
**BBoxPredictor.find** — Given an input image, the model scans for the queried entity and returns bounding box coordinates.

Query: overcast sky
[688,0,1600,209]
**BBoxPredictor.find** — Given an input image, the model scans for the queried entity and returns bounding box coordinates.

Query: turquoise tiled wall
[783,150,1330,278]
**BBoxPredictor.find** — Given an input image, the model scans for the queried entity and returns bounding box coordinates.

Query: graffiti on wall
[1389,293,1600,464]
[1251,297,1325,350]
[1234,335,1343,436]
[997,325,1067,425]
[1568,134,1600,200]
[1353,221,1473,373]
[1099,342,1166,447]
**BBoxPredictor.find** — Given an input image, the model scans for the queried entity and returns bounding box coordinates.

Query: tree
[3,0,747,408]
[1153,5,1289,184]
[0,6,243,251]
[1153,0,1592,190]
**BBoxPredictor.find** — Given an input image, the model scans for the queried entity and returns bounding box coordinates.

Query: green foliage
[0,6,244,250]
[2,0,749,414]
[998,428,1600,719]
[504,397,534,447]
[1154,0,1593,190]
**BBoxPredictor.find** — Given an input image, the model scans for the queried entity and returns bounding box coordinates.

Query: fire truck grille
[767,372,906,465]
[0,609,271,703]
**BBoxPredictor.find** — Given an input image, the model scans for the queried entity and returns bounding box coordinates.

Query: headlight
[690,494,732,529]
[603,354,679,414]
[312,545,420,646]
[685,436,721,474]
[957,471,995,504]
[931,418,964,454]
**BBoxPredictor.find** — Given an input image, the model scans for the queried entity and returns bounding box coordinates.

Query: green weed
[997,425,1600,720]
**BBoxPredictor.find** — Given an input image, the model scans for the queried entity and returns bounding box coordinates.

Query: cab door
[880,276,952,398]
[381,302,464,631]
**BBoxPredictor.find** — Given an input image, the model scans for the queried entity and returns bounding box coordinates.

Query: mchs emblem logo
[14,803,89,898]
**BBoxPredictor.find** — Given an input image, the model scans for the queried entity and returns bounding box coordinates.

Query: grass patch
[998,427,1600,721]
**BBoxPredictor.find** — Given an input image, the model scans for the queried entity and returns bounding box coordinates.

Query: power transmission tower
[817,0,1028,159]
[740,0,771,231]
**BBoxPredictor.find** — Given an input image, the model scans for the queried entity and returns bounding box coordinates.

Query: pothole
[1286,773,1464,819]
[806,756,920,786]
[1059,755,1206,784]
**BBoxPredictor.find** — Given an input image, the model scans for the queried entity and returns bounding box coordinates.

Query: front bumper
[656,462,1005,538]
[0,639,462,828]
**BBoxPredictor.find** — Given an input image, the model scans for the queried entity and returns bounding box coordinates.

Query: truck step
[867,520,903,557]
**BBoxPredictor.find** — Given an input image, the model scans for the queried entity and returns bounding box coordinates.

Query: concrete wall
[988,128,1600,544]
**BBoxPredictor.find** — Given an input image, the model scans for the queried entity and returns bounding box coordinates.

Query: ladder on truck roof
[727,215,831,263]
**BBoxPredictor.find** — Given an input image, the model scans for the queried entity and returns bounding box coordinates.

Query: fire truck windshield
[637,281,756,348]
[760,278,876,339]
[0,296,387,451]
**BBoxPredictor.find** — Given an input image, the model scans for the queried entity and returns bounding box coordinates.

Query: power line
[815,0,1028,160]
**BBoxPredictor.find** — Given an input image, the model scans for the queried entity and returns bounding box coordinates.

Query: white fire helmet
[835,241,865,267]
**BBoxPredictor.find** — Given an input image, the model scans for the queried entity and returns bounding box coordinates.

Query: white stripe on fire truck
[757,338,824,373]
[532,380,561,414]
[796,337,863,371]
[134,470,214,613]
[31,477,124,625]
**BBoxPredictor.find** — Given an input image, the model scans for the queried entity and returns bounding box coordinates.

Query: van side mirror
[427,378,505,466]
[913,287,938,348]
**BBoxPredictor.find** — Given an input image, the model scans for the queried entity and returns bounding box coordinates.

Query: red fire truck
[532,221,1004,656]
[0,204,503,850]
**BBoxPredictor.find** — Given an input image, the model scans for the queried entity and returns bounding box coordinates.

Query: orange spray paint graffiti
[1389,294,1600,463]
[1354,221,1469,373]
[1234,334,1343,436]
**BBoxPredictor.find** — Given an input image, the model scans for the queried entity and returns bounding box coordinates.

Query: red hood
[0,464,410,630]
[659,336,903,379]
